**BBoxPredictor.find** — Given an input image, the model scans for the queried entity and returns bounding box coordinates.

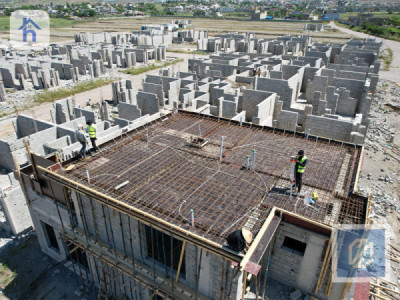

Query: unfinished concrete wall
[27,184,242,299]
[269,222,328,294]
[255,77,296,110]
[242,90,273,122]
[143,82,165,107]
[118,103,142,121]
[332,78,366,101]
[136,92,159,116]
[15,115,55,139]
[275,110,298,132]
[0,140,15,171]
[0,172,32,235]
[304,115,354,141]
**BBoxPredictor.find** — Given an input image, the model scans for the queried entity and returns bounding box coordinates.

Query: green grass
[0,16,10,31]
[167,49,208,55]
[380,48,393,71]
[0,264,8,276]
[122,59,183,76]
[340,11,400,21]
[0,16,93,31]
[34,78,113,104]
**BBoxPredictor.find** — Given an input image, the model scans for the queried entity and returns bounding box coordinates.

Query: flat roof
[50,111,367,247]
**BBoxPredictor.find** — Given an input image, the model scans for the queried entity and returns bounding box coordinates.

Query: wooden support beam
[241,271,247,300]
[353,146,364,192]
[372,277,397,287]
[131,284,140,293]
[147,290,157,300]
[325,273,332,296]
[369,292,391,300]
[176,240,186,283]
[13,156,30,206]
[340,281,352,300]
[25,143,38,180]
[240,207,276,270]
[314,236,332,294]
[69,245,79,254]
[370,283,400,295]
[366,193,373,224]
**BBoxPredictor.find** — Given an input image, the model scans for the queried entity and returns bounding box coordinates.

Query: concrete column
[0,81,6,101]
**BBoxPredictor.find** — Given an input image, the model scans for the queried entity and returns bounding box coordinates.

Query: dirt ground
[0,17,354,44]
[0,229,96,300]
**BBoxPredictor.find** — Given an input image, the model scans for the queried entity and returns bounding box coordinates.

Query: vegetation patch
[380,48,393,71]
[341,16,400,42]
[122,59,183,76]
[167,49,208,55]
[34,78,113,104]
[0,263,16,290]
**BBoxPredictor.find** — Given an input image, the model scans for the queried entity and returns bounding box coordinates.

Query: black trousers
[90,138,98,152]
[295,172,303,193]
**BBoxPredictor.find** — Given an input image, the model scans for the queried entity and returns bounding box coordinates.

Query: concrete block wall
[252,94,276,126]
[27,182,241,299]
[220,99,237,119]
[306,75,328,102]
[275,110,298,132]
[43,136,71,155]
[255,77,295,110]
[143,82,165,107]
[332,77,367,103]
[241,89,274,122]
[136,91,160,116]
[28,187,72,261]
[0,172,32,235]
[74,107,96,123]
[335,87,357,117]
[118,103,142,121]
[304,115,353,141]
[16,114,55,139]
[269,222,328,293]
[0,141,15,171]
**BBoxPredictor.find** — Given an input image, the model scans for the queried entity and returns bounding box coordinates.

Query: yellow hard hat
[242,228,253,244]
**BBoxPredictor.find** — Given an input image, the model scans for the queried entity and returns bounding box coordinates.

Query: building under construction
[17,110,370,299]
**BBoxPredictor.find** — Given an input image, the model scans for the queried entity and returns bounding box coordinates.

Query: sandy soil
[0,229,96,300]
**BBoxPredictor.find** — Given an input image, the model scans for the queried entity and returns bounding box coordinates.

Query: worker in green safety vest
[86,120,98,153]
[295,150,307,194]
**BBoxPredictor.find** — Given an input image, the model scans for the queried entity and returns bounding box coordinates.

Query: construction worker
[76,125,88,159]
[227,228,253,253]
[295,150,307,194]
[86,120,98,152]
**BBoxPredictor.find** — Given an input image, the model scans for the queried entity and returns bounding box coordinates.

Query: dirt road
[330,21,400,83]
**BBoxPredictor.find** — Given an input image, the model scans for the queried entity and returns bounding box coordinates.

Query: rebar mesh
[57,112,366,245]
